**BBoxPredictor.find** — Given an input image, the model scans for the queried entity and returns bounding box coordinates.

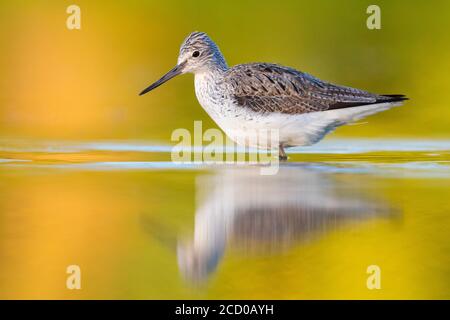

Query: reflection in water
[177,166,396,283]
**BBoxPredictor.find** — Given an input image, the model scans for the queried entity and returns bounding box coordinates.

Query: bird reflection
[177,166,395,283]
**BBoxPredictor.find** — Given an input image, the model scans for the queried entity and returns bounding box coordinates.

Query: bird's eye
[192,51,200,58]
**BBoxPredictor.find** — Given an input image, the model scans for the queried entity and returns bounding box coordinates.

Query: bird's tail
[381,94,409,103]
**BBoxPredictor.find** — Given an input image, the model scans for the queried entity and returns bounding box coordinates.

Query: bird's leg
[279,144,288,161]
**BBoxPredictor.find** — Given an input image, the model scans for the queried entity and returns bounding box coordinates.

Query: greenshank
[140,31,407,160]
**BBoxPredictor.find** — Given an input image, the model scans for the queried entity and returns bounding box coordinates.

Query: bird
[139,31,407,160]
[176,167,392,282]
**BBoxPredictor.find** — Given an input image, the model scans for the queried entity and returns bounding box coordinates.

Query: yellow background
[0,0,449,140]
[0,1,450,300]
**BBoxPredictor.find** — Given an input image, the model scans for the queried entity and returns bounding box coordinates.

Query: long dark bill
[139,61,186,96]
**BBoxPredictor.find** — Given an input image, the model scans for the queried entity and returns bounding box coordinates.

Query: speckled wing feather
[224,63,407,114]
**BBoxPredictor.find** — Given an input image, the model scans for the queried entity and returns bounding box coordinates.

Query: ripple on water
[1,138,450,154]
[0,138,449,179]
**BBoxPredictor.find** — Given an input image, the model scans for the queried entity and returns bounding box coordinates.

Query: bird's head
[139,31,227,96]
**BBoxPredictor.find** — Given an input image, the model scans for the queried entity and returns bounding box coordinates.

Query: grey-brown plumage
[225,63,407,115]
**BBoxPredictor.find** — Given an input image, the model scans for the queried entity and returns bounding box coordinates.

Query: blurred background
[0,0,449,141]
[1,1,450,300]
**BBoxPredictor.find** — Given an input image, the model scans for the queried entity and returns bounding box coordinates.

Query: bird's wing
[224,63,406,114]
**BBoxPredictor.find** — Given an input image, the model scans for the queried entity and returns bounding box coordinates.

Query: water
[0,138,449,299]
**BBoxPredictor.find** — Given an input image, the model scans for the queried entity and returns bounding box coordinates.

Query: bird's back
[223,63,407,115]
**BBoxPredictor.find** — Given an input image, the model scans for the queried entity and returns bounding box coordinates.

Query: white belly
[194,74,399,149]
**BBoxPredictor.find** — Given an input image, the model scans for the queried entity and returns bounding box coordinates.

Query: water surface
[0,138,449,299]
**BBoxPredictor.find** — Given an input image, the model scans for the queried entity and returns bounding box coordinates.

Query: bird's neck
[206,58,228,76]
[213,54,228,72]
[210,43,228,72]
[194,52,228,85]
[196,62,227,82]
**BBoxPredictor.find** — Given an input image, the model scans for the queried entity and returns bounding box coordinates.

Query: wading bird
[140,32,407,160]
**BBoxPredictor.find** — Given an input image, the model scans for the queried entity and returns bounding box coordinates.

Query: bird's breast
[194,73,276,146]
[194,73,227,114]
